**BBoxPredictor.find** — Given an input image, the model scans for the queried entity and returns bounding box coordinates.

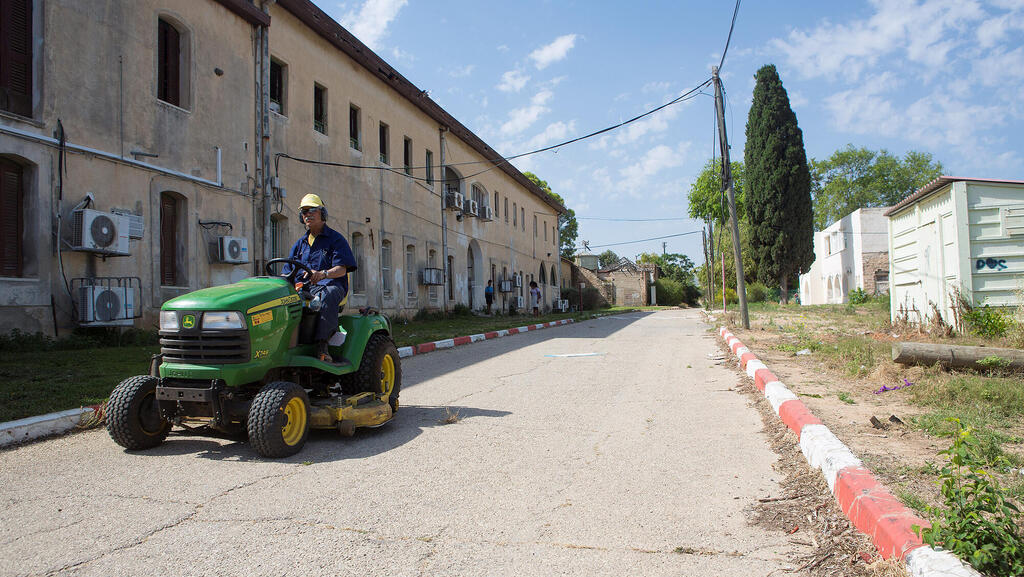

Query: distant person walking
[485,280,494,314]
[529,280,541,317]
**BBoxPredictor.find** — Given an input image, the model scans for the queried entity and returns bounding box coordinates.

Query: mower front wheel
[248,381,310,458]
[107,375,171,450]
[356,333,402,413]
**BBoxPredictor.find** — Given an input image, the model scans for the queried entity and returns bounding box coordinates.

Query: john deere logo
[181,314,196,329]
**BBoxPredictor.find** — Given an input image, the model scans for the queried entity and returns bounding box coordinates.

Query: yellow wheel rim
[380,354,395,397]
[281,397,307,446]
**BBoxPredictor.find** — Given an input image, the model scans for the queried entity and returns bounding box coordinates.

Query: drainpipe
[439,126,449,314]
[258,1,275,269]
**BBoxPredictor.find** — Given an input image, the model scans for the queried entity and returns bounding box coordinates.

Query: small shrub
[978,355,1012,375]
[838,392,856,405]
[848,288,869,305]
[746,282,768,303]
[964,305,1010,338]
[916,420,1024,575]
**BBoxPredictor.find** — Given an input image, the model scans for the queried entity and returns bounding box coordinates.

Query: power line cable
[578,230,702,250]
[577,216,693,222]
[718,0,742,71]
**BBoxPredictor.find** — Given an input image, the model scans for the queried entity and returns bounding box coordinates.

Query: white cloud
[642,81,672,94]
[500,90,553,136]
[772,0,985,81]
[498,69,530,93]
[340,0,408,50]
[617,142,692,198]
[523,120,577,150]
[449,64,476,78]
[497,44,510,53]
[529,34,578,70]
[391,46,415,65]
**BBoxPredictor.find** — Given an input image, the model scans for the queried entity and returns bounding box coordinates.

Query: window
[381,240,392,297]
[521,207,525,231]
[494,192,499,219]
[270,214,287,258]
[425,150,434,184]
[534,215,538,237]
[313,83,327,134]
[269,58,286,114]
[513,202,517,226]
[160,192,185,286]
[1,0,33,117]
[504,198,509,223]
[447,255,455,300]
[157,18,189,108]
[428,249,438,301]
[349,105,360,150]
[543,219,547,241]
[379,122,389,165]
[403,138,412,175]
[351,232,366,294]
[551,265,557,285]
[553,226,557,246]
[0,158,24,277]
[471,183,485,207]
[406,245,416,300]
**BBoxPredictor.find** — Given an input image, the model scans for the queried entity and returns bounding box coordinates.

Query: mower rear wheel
[107,375,171,450]
[248,381,310,458]
[356,333,401,413]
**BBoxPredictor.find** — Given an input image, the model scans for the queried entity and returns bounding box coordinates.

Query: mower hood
[161,277,295,313]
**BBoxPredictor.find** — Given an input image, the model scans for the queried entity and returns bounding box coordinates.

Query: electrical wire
[577,230,702,250]
[274,78,713,179]
[576,216,692,222]
[718,0,742,71]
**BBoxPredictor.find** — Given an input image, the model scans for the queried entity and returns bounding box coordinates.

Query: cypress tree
[744,64,814,303]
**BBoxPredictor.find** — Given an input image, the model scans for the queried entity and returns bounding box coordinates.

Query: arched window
[405,244,416,301]
[160,191,186,286]
[157,17,191,109]
[550,265,556,285]
[494,192,499,218]
[0,157,25,277]
[448,255,455,300]
[381,240,392,297]
[350,233,366,294]
[539,265,547,285]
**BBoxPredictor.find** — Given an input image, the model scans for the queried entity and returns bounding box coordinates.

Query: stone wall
[861,252,890,295]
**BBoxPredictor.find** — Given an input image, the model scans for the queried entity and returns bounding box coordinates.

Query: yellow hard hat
[299,193,325,209]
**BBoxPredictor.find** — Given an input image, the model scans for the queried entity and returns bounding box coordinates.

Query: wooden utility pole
[712,66,749,329]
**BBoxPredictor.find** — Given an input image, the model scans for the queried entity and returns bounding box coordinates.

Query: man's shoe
[316,341,333,363]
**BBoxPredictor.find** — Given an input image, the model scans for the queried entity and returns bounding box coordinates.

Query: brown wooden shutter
[158,19,180,106]
[0,158,23,277]
[160,193,177,286]
[0,0,33,116]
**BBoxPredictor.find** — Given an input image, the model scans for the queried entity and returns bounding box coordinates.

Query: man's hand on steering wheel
[264,258,314,285]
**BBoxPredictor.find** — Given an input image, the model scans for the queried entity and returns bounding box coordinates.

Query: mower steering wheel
[265,258,314,285]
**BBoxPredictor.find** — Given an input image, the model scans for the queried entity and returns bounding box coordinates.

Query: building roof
[885,176,1024,216]
[275,0,566,215]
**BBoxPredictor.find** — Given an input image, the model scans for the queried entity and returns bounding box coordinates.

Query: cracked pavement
[0,309,813,576]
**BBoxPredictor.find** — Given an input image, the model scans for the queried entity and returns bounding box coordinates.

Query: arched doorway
[467,247,474,308]
[467,239,483,309]
[538,264,547,312]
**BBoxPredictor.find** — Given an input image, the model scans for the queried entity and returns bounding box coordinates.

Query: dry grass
[440,407,461,425]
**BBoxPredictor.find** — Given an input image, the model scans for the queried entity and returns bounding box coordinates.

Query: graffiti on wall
[976,258,1008,271]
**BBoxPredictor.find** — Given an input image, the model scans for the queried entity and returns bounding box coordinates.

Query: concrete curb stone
[718,327,981,577]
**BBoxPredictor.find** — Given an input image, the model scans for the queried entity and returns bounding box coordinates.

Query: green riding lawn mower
[106,258,401,458]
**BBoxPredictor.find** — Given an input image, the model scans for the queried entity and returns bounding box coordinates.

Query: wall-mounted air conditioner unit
[499,279,513,293]
[444,192,464,211]
[479,206,493,221]
[513,274,523,288]
[78,285,135,326]
[464,199,479,216]
[516,296,525,308]
[421,267,444,285]
[218,236,250,264]
[71,209,130,255]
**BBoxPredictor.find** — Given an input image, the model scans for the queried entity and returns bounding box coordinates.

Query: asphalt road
[0,309,808,576]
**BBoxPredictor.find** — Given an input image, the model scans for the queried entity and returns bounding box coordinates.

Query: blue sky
[326,0,1024,265]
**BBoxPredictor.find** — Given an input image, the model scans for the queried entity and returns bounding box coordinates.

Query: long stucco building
[0,0,564,335]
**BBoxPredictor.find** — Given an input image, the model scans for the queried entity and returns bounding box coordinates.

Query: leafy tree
[524,171,578,260]
[744,64,814,303]
[811,145,944,229]
[637,252,696,284]
[687,158,746,225]
[597,250,619,268]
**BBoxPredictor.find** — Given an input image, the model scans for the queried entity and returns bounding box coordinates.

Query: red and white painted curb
[719,327,980,577]
[396,318,574,358]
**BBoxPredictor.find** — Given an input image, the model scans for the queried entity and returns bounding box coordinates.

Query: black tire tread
[106,375,170,450]
[355,333,401,413]
[247,381,309,458]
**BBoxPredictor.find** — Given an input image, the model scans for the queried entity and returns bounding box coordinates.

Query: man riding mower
[106,194,400,458]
